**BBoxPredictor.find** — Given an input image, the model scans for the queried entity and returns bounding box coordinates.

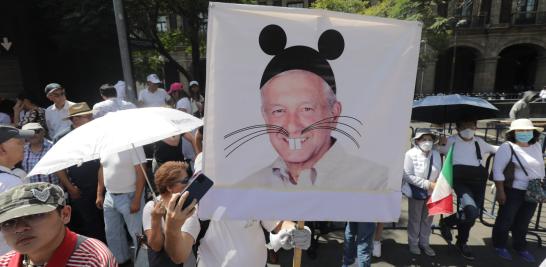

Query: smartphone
[179,173,214,210]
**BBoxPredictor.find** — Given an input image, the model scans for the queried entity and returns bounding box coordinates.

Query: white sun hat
[507,119,543,132]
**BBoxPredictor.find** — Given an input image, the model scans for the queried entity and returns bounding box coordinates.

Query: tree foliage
[312,0,452,57]
[311,0,369,13]
[125,0,254,82]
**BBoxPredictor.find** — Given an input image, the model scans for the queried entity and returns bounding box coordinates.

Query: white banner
[200,2,421,222]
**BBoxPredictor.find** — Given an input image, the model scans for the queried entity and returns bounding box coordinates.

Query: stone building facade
[420,0,546,97]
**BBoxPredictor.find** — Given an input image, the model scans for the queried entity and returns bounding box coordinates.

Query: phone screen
[180,173,214,210]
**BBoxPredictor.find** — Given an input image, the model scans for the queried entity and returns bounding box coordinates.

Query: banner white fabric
[200,2,422,222]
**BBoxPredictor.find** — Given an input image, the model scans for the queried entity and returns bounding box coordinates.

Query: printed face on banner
[201,3,421,222]
[261,70,341,167]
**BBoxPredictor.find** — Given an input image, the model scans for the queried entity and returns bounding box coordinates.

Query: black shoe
[439,219,452,244]
[455,242,475,261]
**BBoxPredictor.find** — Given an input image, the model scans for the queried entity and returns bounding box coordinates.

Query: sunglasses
[172,176,191,185]
[0,212,51,232]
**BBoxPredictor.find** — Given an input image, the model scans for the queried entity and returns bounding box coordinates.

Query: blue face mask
[515,131,533,143]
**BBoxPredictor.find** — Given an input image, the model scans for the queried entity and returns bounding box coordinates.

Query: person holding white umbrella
[53,103,106,242]
[25,107,203,265]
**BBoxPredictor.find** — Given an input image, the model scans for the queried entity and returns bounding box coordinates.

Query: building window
[287,2,305,8]
[515,0,539,24]
[516,0,538,12]
[477,0,492,24]
[456,0,474,17]
[438,1,448,17]
[499,0,513,23]
[157,16,168,32]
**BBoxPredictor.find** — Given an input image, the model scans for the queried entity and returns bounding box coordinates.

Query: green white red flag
[427,144,454,216]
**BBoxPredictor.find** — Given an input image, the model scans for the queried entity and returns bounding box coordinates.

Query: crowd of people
[0,75,544,267]
[0,75,311,267]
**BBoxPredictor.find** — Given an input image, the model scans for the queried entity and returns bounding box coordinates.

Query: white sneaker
[420,245,436,257]
[409,244,421,255]
[373,240,381,258]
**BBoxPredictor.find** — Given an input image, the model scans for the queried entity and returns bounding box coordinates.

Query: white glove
[292,226,312,250]
[266,226,312,251]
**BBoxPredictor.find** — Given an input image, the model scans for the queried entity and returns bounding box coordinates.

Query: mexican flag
[427,144,454,216]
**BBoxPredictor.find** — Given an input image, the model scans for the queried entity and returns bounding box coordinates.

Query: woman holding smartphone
[142,161,197,266]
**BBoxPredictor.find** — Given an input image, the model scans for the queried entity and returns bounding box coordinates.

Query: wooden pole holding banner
[292,221,305,267]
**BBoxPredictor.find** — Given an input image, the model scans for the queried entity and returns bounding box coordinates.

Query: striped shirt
[22,140,60,185]
[0,230,117,267]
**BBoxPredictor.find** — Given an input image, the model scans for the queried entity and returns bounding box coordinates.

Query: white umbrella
[29,107,202,177]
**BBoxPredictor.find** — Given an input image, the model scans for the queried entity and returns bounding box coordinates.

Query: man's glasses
[0,212,51,232]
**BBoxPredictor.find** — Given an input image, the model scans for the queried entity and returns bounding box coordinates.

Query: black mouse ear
[259,24,287,56]
[318,29,344,60]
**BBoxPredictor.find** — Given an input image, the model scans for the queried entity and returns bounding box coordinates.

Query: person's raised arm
[164,192,197,264]
[144,201,165,252]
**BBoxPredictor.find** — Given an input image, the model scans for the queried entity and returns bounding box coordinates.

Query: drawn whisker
[304,126,360,149]
[301,121,361,137]
[224,124,287,139]
[224,129,286,151]
[303,116,363,131]
[225,131,280,158]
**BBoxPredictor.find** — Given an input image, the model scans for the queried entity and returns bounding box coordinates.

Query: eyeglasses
[0,212,51,232]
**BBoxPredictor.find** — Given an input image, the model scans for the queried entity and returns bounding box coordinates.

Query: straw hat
[507,119,543,132]
[63,102,93,120]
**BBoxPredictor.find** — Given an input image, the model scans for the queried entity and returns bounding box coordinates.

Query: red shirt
[0,228,117,267]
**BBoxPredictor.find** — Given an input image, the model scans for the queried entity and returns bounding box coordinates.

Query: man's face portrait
[2,206,71,255]
[261,69,341,167]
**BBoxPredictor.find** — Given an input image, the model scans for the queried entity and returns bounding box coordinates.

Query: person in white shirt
[492,119,544,263]
[162,126,312,267]
[437,120,498,260]
[168,83,192,113]
[44,83,74,140]
[114,80,127,100]
[138,74,171,107]
[402,128,442,257]
[188,81,204,117]
[0,125,33,254]
[92,84,136,119]
[96,146,147,265]
[142,161,194,266]
[0,113,10,125]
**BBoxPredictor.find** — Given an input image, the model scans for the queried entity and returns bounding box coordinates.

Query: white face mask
[459,129,475,139]
[419,141,433,152]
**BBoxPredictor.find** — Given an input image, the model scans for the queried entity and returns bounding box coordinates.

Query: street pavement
[271,185,546,267]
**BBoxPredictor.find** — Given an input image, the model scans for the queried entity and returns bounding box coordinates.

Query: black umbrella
[412,94,499,124]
